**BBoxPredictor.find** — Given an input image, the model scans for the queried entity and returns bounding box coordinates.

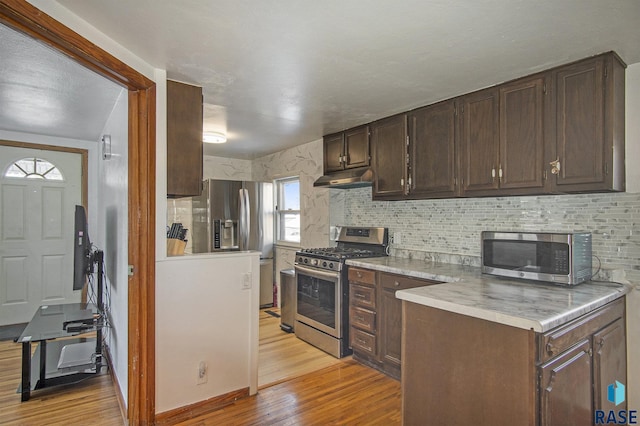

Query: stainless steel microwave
[481,231,593,285]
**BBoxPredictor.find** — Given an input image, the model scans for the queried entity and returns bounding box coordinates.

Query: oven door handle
[295,264,339,281]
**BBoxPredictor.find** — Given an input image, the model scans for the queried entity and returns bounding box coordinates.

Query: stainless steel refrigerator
[191,179,275,307]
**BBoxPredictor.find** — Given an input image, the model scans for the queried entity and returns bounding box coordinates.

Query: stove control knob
[304,258,308,264]
[329,262,334,269]
[312,259,319,266]
[322,261,327,268]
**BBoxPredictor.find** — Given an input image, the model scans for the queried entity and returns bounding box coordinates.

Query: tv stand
[16,250,105,402]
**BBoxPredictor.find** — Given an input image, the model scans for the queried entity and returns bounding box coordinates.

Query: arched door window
[4,157,64,181]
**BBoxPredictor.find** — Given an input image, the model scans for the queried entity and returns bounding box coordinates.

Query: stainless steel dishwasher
[279,269,295,333]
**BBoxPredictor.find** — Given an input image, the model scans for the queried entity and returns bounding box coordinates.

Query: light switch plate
[242,272,252,289]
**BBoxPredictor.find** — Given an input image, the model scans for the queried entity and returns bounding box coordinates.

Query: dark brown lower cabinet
[378,273,439,379]
[349,269,440,380]
[593,318,627,413]
[402,297,626,425]
[539,340,593,426]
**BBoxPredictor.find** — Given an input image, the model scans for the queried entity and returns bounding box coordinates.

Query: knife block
[166,238,186,256]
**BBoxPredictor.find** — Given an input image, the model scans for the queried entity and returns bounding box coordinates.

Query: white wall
[95,88,129,404]
[155,70,169,261]
[155,252,259,413]
[624,62,640,409]
[26,1,155,81]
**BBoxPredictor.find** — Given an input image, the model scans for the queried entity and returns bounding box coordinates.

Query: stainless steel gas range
[294,226,388,358]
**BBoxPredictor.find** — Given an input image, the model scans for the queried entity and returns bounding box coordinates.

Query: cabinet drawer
[348,267,376,286]
[350,284,376,309]
[539,298,625,363]
[351,327,376,356]
[350,306,376,333]
[380,272,441,291]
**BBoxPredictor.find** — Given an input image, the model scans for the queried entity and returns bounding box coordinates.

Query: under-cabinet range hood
[313,168,373,189]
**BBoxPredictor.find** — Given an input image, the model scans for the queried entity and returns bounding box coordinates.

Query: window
[4,157,64,180]
[276,176,300,243]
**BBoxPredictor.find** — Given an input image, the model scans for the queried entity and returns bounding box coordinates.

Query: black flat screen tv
[73,205,92,291]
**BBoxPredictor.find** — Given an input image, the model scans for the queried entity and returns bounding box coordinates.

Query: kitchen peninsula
[346,257,630,426]
[155,251,260,419]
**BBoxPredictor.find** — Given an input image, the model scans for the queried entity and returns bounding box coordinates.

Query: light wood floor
[178,360,402,425]
[258,308,342,387]
[0,338,122,425]
[0,310,401,425]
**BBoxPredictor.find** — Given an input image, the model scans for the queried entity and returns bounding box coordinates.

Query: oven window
[297,273,336,329]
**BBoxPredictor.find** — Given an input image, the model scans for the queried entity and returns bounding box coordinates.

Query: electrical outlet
[393,232,402,245]
[197,361,207,385]
[242,272,252,289]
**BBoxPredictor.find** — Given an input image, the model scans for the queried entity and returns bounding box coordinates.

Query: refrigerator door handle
[239,188,250,250]
[256,185,263,250]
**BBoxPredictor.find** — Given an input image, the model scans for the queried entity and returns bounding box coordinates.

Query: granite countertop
[345,257,631,332]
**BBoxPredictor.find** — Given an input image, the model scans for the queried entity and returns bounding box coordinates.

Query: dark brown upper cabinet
[459,88,500,196]
[323,125,370,173]
[407,100,457,199]
[371,114,408,199]
[549,53,625,193]
[167,80,203,198]
[499,75,547,193]
[460,75,548,197]
[326,51,625,200]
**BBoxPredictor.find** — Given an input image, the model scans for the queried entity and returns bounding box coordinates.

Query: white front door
[0,145,82,325]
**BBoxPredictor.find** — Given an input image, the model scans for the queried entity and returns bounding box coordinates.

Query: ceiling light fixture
[203,131,227,144]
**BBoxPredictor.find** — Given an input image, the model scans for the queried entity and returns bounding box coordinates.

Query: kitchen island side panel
[401,301,536,426]
[155,252,260,414]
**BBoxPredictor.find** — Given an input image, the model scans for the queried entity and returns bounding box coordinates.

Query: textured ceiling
[5,1,640,159]
[0,24,124,143]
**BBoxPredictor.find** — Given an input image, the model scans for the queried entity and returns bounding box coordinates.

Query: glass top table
[17,303,103,401]
[17,303,98,343]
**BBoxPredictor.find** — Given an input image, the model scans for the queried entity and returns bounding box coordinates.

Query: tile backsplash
[341,188,640,282]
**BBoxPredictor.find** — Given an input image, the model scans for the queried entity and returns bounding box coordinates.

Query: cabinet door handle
[498,166,503,182]
[354,292,366,299]
[550,158,561,175]
[491,168,496,181]
[356,337,370,350]
[400,178,405,187]
[356,271,363,278]
[394,281,400,287]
